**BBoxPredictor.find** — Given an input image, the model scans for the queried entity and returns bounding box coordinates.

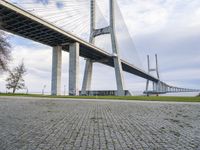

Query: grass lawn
[0,93,200,102]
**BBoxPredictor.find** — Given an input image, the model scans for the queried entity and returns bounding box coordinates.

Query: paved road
[0,96,200,150]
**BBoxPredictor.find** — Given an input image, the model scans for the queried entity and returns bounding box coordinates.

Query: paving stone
[0,97,200,150]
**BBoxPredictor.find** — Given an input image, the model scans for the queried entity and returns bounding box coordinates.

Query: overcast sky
[0,0,200,95]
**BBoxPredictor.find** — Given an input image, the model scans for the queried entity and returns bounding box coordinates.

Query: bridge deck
[0,0,158,82]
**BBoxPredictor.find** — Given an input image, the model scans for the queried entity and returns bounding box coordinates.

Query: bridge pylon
[81,0,125,96]
[145,54,161,95]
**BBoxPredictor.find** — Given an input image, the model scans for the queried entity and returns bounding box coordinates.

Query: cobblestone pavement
[0,97,200,150]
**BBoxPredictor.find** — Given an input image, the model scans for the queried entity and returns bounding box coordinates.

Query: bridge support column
[159,83,162,92]
[81,59,93,95]
[113,56,125,96]
[110,0,125,96]
[161,83,164,92]
[163,84,166,92]
[69,42,80,96]
[153,82,156,91]
[155,82,161,96]
[51,46,62,95]
[145,54,160,95]
[156,82,160,93]
[81,0,95,96]
[161,84,164,92]
[164,85,167,92]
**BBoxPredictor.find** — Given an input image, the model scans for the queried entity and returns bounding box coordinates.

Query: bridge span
[0,0,198,96]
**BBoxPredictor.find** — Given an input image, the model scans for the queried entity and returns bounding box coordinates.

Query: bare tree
[6,61,27,93]
[0,31,11,72]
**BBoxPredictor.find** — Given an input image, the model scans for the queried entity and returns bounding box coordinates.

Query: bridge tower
[81,0,125,96]
[146,54,160,95]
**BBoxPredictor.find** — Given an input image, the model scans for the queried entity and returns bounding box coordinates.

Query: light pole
[42,85,46,95]
[26,87,28,94]
[64,85,66,95]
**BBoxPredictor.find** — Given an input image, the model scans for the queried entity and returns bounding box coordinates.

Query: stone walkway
[0,97,200,150]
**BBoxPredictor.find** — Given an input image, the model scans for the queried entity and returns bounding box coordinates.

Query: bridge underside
[0,1,158,82]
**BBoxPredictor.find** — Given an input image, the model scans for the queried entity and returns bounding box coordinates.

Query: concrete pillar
[146,80,149,92]
[110,0,125,96]
[155,82,160,96]
[159,83,161,92]
[156,82,160,92]
[81,0,95,95]
[113,57,125,96]
[51,46,62,95]
[153,82,156,91]
[146,55,150,94]
[69,42,80,96]
[81,59,93,95]
[160,83,163,92]
[162,84,165,92]
[160,84,163,92]
[164,84,166,92]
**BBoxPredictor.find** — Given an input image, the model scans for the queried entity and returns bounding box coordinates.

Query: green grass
[0,93,200,102]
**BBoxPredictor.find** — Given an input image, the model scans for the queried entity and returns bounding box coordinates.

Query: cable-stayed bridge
[0,0,199,96]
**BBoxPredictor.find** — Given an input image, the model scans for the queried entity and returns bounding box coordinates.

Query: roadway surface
[0,96,200,150]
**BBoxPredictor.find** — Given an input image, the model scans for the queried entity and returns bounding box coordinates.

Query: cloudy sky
[0,0,200,95]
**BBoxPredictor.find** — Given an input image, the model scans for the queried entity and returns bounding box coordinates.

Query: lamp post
[42,85,46,95]
[26,87,28,94]
[64,85,66,95]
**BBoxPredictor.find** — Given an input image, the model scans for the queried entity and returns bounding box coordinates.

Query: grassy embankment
[0,93,200,102]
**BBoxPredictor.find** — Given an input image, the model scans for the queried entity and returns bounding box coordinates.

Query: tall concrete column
[51,46,62,95]
[146,55,150,93]
[81,0,95,95]
[110,0,125,96]
[162,84,164,92]
[165,85,167,92]
[146,80,149,92]
[113,57,125,96]
[158,82,161,92]
[155,81,160,96]
[69,42,80,96]
[153,82,156,91]
[81,59,93,95]
[160,83,162,92]
[162,84,165,92]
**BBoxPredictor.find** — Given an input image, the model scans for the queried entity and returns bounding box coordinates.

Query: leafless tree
[0,31,11,72]
[6,61,27,93]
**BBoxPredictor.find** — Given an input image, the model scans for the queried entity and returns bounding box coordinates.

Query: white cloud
[118,0,200,36]
[162,68,200,81]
